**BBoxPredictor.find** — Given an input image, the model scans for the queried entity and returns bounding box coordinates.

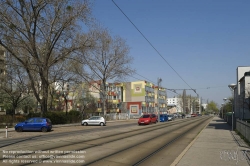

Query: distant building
[87,80,168,118]
[88,80,122,114]
[122,80,167,118]
[167,97,201,114]
[202,103,208,110]
[167,97,182,113]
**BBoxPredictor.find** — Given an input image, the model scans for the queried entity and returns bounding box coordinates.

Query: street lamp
[221,103,224,118]
[228,84,236,131]
[157,78,162,122]
[222,98,227,119]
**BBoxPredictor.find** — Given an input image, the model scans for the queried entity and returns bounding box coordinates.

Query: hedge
[0,111,81,128]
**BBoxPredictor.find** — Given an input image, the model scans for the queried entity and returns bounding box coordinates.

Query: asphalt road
[0,117,212,166]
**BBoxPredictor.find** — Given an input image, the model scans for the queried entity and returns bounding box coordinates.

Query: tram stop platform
[171,116,250,166]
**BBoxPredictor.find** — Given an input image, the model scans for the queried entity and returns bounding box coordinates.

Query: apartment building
[238,71,250,120]
[154,86,168,113]
[87,80,168,118]
[167,96,201,114]
[167,97,183,113]
[122,80,167,118]
[88,80,122,113]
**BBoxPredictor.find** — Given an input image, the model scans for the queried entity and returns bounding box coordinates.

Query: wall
[236,67,250,118]
[236,119,250,143]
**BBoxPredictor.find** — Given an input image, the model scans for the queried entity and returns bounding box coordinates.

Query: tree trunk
[40,71,49,116]
[101,79,107,116]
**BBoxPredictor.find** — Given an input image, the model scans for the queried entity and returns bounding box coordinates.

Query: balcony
[145,96,154,102]
[158,99,166,104]
[145,86,154,93]
[159,91,166,96]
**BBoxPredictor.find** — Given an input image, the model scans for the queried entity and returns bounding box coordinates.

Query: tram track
[0,116,212,166]
[85,116,212,165]
[0,117,195,149]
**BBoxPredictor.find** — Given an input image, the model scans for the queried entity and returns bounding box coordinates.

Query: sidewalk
[172,116,250,166]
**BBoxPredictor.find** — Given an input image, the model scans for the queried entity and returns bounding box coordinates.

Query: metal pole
[231,90,234,131]
[228,84,236,131]
[232,111,233,131]
[222,105,224,119]
[157,78,162,122]
[223,98,227,120]
[222,105,223,119]
[6,126,8,138]
[232,89,234,131]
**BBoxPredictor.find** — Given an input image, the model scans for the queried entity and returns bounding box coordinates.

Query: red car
[138,114,158,125]
[191,114,197,117]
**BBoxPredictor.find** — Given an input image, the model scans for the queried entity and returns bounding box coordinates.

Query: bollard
[6,126,8,138]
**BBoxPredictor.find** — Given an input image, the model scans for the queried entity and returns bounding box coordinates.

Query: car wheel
[83,122,88,126]
[100,122,104,126]
[16,127,23,132]
[41,127,47,132]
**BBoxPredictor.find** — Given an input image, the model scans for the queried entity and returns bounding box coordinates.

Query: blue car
[159,114,168,122]
[15,117,52,132]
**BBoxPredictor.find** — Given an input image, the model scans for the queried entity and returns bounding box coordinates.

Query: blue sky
[91,0,250,106]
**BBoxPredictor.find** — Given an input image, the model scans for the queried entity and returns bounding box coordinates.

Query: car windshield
[141,115,150,118]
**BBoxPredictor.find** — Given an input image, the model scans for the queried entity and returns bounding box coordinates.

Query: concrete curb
[170,117,213,166]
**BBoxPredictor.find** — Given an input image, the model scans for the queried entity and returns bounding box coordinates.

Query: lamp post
[221,103,224,118]
[157,78,162,121]
[222,98,227,119]
[228,84,236,131]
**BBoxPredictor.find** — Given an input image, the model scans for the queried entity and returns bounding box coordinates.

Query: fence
[236,119,250,142]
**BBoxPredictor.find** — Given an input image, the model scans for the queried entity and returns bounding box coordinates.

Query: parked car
[159,114,168,122]
[168,114,175,121]
[173,113,178,119]
[186,114,191,118]
[81,116,106,126]
[15,117,52,132]
[191,113,198,117]
[138,114,158,125]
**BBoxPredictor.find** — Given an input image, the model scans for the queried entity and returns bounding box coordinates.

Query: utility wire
[112,0,197,96]
[132,72,180,95]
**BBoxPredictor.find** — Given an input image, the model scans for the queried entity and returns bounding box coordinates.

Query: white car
[81,116,106,126]
[168,115,175,121]
[186,114,191,118]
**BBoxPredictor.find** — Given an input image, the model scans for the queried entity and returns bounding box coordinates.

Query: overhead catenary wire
[132,72,180,95]
[111,0,197,96]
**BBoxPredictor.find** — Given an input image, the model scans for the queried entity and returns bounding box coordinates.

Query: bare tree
[48,59,84,114]
[0,0,93,115]
[76,29,135,116]
[0,54,30,119]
